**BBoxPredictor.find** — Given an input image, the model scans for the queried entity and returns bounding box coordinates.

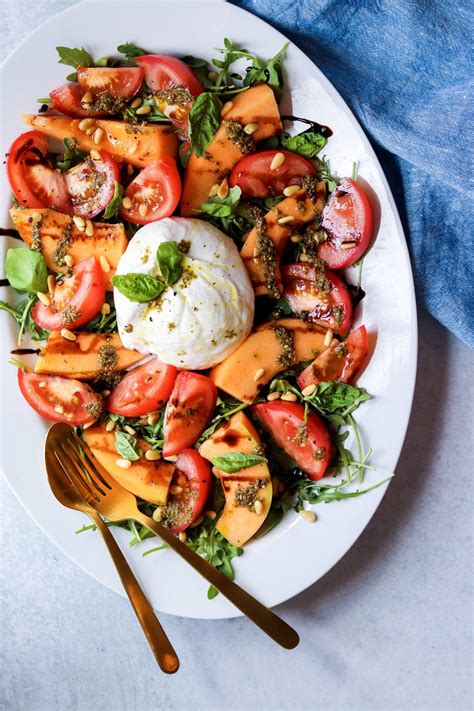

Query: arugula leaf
[318,157,338,193]
[243,42,289,96]
[156,241,182,285]
[186,518,243,598]
[117,42,147,61]
[211,452,267,473]
[188,92,222,157]
[281,130,327,158]
[111,274,165,303]
[83,295,117,334]
[0,296,49,344]
[115,431,141,461]
[212,38,256,87]
[5,248,48,294]
[201,186,241,217]
[103,182,124,219]
[180,55,210,86]
[285,475,392,512]
[196,399,249,446]
[56,46,94,69]
[55,137,87,171]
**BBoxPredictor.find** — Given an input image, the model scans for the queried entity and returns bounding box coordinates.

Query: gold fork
[45,426,180,674]
[47,422,299,650]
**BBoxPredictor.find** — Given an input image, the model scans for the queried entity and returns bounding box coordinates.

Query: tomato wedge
[77,67,144,99]
[253,401,332,480]
[7,131,71,213]
[49,84,106,118]
[163,372,218,457]
[32,256,105,331]
[65,150,120,219]
[282,263,353,335]
[105,358,177,417]
[118,157,181,225]
[18,370,102,426]
[229,150,317,199]
[298,325,369,390]
[160,449,212,534]
[319,178,374,269]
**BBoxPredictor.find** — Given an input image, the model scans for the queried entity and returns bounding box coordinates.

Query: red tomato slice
[18,370,102,426]
[163,372,218,457]
[32,256,105,330]
[162,449,212,534]
[319,178,374,269]
[7,131,71,213]
[297,325,369,390]
[49,84,107,118]
[282,263,353,336]
[118,157,181,225]
[77,67,144,99]
[65,150,120,219]
[253,401,332,480]
[105,358,177,417]
[229,150,317,199]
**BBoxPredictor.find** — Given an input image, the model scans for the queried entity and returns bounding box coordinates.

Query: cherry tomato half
[253,401,332,480]
[65,150,120,219]
[77,67,144,99]
[7,131,71,213]
[32,256,105,331]
[163,372,218,457]
[162,449,212,534]
[282,263,353,336]
[18,370,102,426]
[229,149,317,199]
[118,157,181,225]
[49,84,107,118]
[319,178,374,269]
[105,358,178,417]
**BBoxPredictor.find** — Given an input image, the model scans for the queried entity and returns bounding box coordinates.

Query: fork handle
[89,512,179,673]
[135,513,299,650]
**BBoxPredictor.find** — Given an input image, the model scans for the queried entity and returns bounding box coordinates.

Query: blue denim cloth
[232,0,474,348]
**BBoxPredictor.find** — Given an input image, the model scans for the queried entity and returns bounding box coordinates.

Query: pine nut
[147,412,161,426]
[277,215,294,225]
[341,242,357,250]
[281,392,298,402]
[324,328,333,347]
[38,381,47,388]
[73,215,86,231]
[244,122,259,135]
[136,105,151,115]
[90,149,102,161]
[99,255,110,272]
[253,367,265,382]
[131,97,143,109]
[299,509,317,523]
[105,419,115,432]
[208,183,219,198]
[207,71,218,82]
[116,458,132,469]
[101,389,111,397]
[152,507,163,522]
[37,292,50,306]
[60,328,76,342]
[254,500,263,515]
[267,391,281,401]
[170,485,183,496]
[124,425,136,435]
[299,253,310,262]
[217,177,229,200]
[82,421,94,430]
[145,449,161,461]
[270,152,285,171]
[302,383,317,397]
[204,510,217,520]
[138,204,148,217]
[64,254,74,267]
[290,234,303,243]
[221,100,234,117]
[85,127,96,136]
[189,515,204,528]
[85,220,95,237]
[81,91,93,106]
[79,118,94,131]
[101,303,111,316]
[283,184,301,197]
[178,532,187,543]
[166,455,178,462]
[93,127,104,145]
[47,274,56,294]
[54,404,64,414]
[31,211,42,223]
[121,196,132,210]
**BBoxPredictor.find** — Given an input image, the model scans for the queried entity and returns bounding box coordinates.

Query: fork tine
[53,448,98,504]
[69,428,125,493]
[60,439,107,498]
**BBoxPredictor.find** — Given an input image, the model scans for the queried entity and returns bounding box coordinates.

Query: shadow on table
[278,310,448,619]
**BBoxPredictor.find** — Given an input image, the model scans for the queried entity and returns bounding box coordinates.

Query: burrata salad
[1,39,387,596]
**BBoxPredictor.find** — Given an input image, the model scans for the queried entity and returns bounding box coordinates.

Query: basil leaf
[180,55,207,68]
[211,452,267,474]
[281,130,327,158]
[56,46,94,69]
[201,186,241,217]
[117,42,147,59]
[111,274,165,303]
[56,137,87,171]
[156,241,182,285]
[103,182,124,219]
[5,248,48,294]
[114,431,141,461]
[308,382,372,423]
[188,92,222,157]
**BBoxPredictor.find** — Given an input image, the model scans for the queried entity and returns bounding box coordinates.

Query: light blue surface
[0,2,473,710]
[234,0,474,348]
